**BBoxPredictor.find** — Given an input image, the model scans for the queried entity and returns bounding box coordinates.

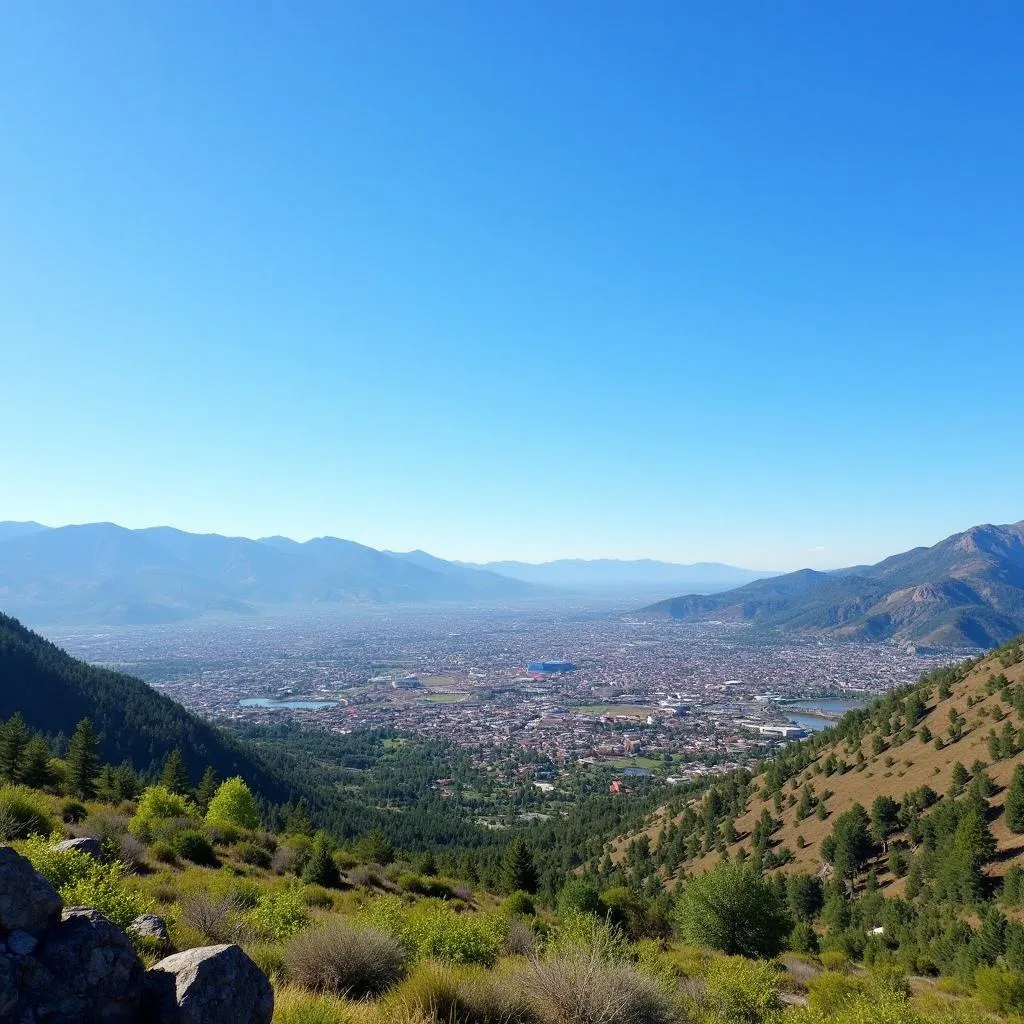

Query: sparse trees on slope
[0,714,30,782]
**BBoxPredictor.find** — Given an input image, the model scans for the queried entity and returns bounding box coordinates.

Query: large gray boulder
[25,907,144,1023]
[0,847,62,939]
[51,836,103,861]
[142,944,273,1024]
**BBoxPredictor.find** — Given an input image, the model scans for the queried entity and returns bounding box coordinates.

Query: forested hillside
[0,612,291,795]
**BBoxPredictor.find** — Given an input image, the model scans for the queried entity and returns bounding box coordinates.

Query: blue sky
[1,2,1022,570]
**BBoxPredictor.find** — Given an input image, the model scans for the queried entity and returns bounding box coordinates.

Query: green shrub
[974,967,1024,1014]
[301,884,336,909]
[0,785,53,840]
[171,828,218,866]
[698,954,782,1024]
[819,950,849,973]
[271,984,354,1024]
[246,884,310,941]
[502,891,536,917]
[366,895,506,967]
[20,833,151,930]
[150,841,178,865]
[807,972,865,1015]
[284,920,407,998]
[238,840,272,868]
[205,777,260,831]
[387,962,537,1024]
[130,786,195,841]
[59,799,88,824]
[789,921,820,955]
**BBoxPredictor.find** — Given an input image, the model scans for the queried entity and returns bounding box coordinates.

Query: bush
[0,785,53,840]
[238,840,272,868]
[387,962,537,1024]
[807,972,865,1015]
[130,786,195,841]
[60,799,88,824]
[177,890,244,943]
[975,967,1024,1014]
[698,955,782,1024]
[790,921,820,955]
[205,777,260,831]
[301,884,336,909]
[150,841,178,866]
[20,833,151,930]
[819,950,849,973]
[502,891,536,917]
[284,920,407,998]
[246,884,310,941]
[170,828,218,866]
[530,955,676,1024]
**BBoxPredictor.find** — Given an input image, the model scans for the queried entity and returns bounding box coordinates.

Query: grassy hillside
[645,520,1024,647]
[0,772,1004,1024]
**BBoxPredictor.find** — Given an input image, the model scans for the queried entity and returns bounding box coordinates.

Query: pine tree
[1006,765,1024,834]
[0,714,31,782]
[302,831,339,888]
[19,736,53,789]
[196,766,218,811]
[160,749,191,795]
[502,837,539,895]
[65,718,100,799]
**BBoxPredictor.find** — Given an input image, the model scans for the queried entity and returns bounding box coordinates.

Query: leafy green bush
[698,954,782,1024]
[0,785,53,840]
[130,786,195,841]
[284,920,407,998]
[974,967,1024,1014]
[502,890,536,917]
[206,777,260,831]
[366,895,506,967]
[170,828,218,866]
[238,840,272,868]
[246,884,310,941]
[807,972,864,1015]
[21,833,151,930]
[387,962,537,1024]
[150,841,178,865]
[301,884,336,909]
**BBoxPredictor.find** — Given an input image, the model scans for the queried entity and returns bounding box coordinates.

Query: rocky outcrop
[127,913,170,949]
[0,846,273,1024]
[142,944,274,1024]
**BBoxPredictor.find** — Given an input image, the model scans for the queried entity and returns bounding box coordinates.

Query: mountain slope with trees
[644,520,1024,647]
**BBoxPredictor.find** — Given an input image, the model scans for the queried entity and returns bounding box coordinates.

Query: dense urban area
[50,606,954,788]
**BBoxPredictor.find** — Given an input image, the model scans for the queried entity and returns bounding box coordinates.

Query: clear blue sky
[2,2,1022,570]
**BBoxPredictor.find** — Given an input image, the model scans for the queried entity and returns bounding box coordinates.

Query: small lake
[238,698,339,710]
[781,697,867,732]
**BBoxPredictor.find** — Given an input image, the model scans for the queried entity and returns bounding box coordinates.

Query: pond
[781,697,867,732]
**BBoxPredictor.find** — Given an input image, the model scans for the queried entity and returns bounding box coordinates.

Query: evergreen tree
[0,714,30,782]
[19,736,53,789]
[302,831,339,887]
[502,837,539,895]
[113,762,141,801]
[1006,765,1024,834]
[160,749,191,795]
[196,766,218,811]
[65,718,100,799]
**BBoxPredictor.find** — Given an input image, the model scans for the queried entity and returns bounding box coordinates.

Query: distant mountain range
[460,558,775,591]
[644,520,1024,648]
[0,522,538,625]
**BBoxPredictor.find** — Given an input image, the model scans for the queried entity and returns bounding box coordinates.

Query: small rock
[0,847,62,938]
[128,913,170,946]
[5,931,36,956]
[143,944,273,1024]
[28,907,144,1023]
[51,837,103,861]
